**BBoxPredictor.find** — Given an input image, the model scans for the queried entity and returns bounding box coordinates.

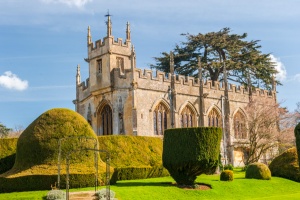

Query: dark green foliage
[150,28,277,90]
[295,123,300,168]
[220,170,234,181]
[269,147,300,182]
[0,154,15,174]
[0,174,102,192]
[113,166,169,181]
[245,162,271,180]
[221,164,233,171]
[163,127,222,185]
[0,123,11,138]
[0,138,18,174]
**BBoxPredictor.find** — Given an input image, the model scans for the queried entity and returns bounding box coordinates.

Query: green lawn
[1,170,300,200]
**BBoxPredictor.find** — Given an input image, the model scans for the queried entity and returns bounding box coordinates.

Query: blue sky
[0,0,299,129]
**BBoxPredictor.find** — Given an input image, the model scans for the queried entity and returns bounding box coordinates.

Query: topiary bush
[46,190,66,200]
[245,162,271,180]
[295,122,300,168]
[220,170,233,181]
[269,147,300,182]
[0,108,110,192]
[163,127,222,186]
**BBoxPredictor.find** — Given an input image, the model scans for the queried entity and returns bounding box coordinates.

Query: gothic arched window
[180,105,195,128]
[234,111,246,139]
[97,104,112,135]
[153,103,169,135]
[208,108,222,127]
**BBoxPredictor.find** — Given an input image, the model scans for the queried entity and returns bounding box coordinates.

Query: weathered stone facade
[73,16,277,166]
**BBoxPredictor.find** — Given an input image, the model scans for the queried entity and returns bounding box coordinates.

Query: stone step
[69,191,98,200]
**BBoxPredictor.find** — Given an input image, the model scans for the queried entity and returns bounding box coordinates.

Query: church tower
[75,14,136,136]
[86,13,132,91]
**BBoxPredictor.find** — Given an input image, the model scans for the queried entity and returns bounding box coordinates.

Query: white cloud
[41,0,92,7]
[0,71,29,91]
[269,54,287,82]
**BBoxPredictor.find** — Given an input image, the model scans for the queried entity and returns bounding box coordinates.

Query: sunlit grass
[1,169,300,200]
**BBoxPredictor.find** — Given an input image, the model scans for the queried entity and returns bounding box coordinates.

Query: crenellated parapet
[78,78,90,91]
[88,37,131,53]
[133,68,276,99]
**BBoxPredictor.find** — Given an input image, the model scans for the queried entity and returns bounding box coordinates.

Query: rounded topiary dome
[245,162,271,180]
[269,147,300,182]
[0,108,112,192]
[12,108,100,174]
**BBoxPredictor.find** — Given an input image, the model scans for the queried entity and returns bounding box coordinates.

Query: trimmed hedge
[269,147,300,182]
[0,138,18,174]
[295,123,300,168]
[245,162,271,180]
[0,174,104,192]
[113,166,169,181]
[98,135,163,167]
[163,127,222,185]
[98,135,169,181]
[220,170,234,181]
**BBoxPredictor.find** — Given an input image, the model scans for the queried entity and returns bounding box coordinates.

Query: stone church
[73,15,277,166]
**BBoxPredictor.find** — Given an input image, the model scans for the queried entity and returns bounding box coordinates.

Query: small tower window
[97,59,102,74]
[116,57,124,75]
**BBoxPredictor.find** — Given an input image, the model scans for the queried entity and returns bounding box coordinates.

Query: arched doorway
[97,104,113,135]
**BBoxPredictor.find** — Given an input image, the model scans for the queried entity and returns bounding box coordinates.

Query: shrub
[96,188,116,200]
[295,123,300,167]
[163,127,222,185]
[245,162,271,180]
[46,190,66,200]
[0,108,110,192]
[220,170,233,181]
[220,164,233,171]
[269,147,300,182]
[113,166,169,181]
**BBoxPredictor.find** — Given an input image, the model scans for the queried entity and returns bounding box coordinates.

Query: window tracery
[153,103,168,135]
[180,105,195,128]
[234,111,246,139]
[208,108,222,127]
